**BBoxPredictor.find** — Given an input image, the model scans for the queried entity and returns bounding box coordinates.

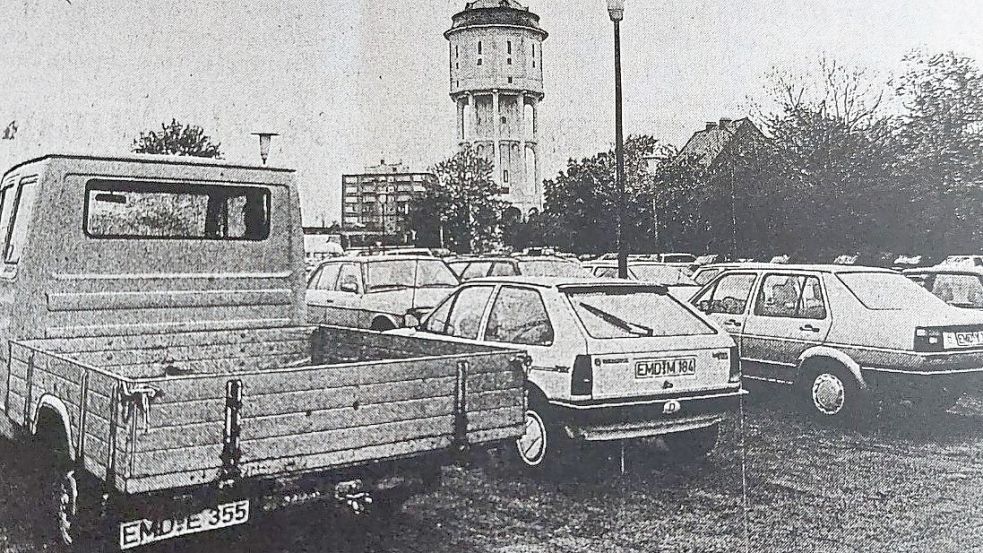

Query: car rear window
[565,286,715,339]
[837,272,945,310]
[520,259,587,277]
[630,264,696,285]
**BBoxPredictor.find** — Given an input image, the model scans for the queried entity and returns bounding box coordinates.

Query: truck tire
[663,423,719,461]
[50,468,109,552]
[510,395,568,474]
[802,364,869,424]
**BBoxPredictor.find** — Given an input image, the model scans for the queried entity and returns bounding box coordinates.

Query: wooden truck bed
[5,325,525,494]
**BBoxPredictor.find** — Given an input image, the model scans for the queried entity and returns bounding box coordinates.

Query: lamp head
[607,0,624,21]
[252,132,279,165]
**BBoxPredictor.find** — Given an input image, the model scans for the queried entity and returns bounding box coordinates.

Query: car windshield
[565,287,715,339]
[365,259,457,291]
[837,272,946,310]
[519,259,587,277]
[630,265,696,285]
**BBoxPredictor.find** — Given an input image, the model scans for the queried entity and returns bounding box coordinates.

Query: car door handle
[723,319,742,328]
[799,324,820,333]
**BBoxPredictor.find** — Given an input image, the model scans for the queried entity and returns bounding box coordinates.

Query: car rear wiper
[578,302,653,336]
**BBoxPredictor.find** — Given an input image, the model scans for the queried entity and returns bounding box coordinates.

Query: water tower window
[507,41,512,54]
[507,77,513,83]
[503,170,509,183]
[477,58,483,66]
[507,58,512,65]
[455,45,459,58]
[478,41,482,55]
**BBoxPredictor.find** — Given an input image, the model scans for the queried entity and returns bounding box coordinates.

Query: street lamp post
[251,132,279,165]
[608,0,628,279]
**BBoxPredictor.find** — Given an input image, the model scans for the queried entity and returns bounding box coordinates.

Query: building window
[503,170,509,183]
[455,45,459,58]
[478,41,482,55]
[507,40,512,54]
[477,58,482,66]
[507,58,512,65]
[507,77,513,83]
[455,63,459,69]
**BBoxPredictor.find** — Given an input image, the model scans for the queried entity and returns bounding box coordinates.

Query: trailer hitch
[119,382,161,433]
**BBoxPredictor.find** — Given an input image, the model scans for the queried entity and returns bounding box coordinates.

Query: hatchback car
[306,255,459,330]
[692,264,983,421]
[447,255,588,281]
[392,277,743,472]
[905,267,983,310]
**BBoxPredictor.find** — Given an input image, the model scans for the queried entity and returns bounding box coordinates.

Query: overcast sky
[2,0,983,223]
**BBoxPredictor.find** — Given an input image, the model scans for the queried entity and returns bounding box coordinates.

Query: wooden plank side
[137,395,458,453]
[469,389,524,412]
[467,406,525,433]
[152,399,225,427]
[241,414,455,462]
[69,339,309,369]
[114,352,310,380]
[126,436,451,494]
[150,358,460,406]
[243,376,458,418]
[21,327,314,355]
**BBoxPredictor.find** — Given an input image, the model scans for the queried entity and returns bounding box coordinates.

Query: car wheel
[370,317,396,332]
[663,423,719,461]
[511,397,567,474]
[805,366,868,423]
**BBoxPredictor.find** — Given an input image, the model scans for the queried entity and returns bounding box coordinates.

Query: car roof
[904,266,983,276]
[463,276,668,289]
[708,263,898,274]
[318,255,442,264]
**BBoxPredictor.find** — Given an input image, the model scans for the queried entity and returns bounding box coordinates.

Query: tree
[407,145,506,253]
[541,135,660,254]
[895,50,983,253]
[132,119,223,158]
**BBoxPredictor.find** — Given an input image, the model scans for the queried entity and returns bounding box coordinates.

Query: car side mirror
[339,281,359,294]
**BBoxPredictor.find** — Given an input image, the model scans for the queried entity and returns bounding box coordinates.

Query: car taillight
[571,355,593,396]
[729,345,741,383]
[914,327,944,352]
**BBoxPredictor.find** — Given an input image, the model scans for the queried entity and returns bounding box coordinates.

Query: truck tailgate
[11,326,525,494]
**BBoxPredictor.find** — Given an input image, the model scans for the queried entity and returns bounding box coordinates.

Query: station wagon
[306,255,459,330]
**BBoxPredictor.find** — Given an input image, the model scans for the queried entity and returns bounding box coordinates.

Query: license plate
[635,357,696,379]
[945,330,983,349]
[119,499,250,550]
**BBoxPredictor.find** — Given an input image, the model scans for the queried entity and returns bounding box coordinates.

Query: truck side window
[4,177,38,264]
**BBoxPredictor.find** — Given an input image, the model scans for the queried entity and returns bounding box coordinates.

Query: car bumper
[550,388,745,442]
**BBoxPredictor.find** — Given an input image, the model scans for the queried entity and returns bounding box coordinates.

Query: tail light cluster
[571,354,593,396]
[914,327,944,352]
[729,345,741,383]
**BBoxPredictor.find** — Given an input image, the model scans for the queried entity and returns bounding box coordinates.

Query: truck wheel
[511,399,567,474]
[663,423,719,461]
[48,468,109,552]
[804,366,868,423]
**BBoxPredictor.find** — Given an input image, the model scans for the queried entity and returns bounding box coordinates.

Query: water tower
[445,0,548,213]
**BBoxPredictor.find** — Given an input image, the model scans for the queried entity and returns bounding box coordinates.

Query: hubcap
[516,410,547,466]
[812,373,846,415]
[58,470,78,545]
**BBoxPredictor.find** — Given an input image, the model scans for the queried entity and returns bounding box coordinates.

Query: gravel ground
[3,388,983,552]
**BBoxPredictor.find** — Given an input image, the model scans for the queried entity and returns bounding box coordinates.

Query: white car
[391,277,744,471]
[306,256,459,330]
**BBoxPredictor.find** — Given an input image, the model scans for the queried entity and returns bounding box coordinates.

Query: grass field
[4,388,983,552]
